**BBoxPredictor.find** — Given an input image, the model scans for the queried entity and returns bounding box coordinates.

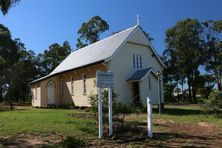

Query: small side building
[30,25,165,107]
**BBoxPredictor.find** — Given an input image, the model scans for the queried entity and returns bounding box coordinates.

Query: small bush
[59,103,75,109]
[89,90,118,113]
[60,136,86,148]
[204,91,222,116]
[89,90,132,120]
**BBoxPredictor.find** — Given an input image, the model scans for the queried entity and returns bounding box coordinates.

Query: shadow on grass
[153,107,204,116]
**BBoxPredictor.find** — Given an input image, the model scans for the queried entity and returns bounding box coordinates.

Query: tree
[76,16,109,48]
[164,19,204,103]
[139,26,154,42]
[0,23,39,109]
[202,20,222,91]
[0,24,19,103]
[38,41,71,75]
[0,0,20,15]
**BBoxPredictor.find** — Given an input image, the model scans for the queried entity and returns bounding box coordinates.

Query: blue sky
[0,0,221,55]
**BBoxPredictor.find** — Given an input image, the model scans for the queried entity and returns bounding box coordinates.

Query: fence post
[98,87,103,139]
[147,97,153,138]
[108,87,113,136]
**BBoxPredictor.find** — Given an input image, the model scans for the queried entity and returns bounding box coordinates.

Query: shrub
[59,102,75,109]
[204,91,222,116]
[60,136,86,148]
[89,90,132,120]
[89,90,118,113]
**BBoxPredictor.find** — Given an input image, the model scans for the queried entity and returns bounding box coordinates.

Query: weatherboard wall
[109,39,164,105]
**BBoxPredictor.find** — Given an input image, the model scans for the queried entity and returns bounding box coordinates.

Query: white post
[98,87,103,139]
[147,97,153,138]
[108,87,113,136]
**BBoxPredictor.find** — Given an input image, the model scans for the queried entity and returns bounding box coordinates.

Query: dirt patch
[0,119,222,147]
[90,118,222,147]
[0,132,66,147]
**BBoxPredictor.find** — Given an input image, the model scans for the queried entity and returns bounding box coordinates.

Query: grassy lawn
[0,104,222,147]
[127,105,222,127]
[0,108,97,137]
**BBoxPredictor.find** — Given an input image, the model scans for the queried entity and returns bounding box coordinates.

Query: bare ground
[0,118,221,147]
[0,104,222,147]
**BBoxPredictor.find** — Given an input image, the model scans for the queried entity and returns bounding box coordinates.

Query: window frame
[35,86,37,100]
[136,54,139,69]
[133,54,136,69]
[139,54,142,69]
[83,74,87,95]
[61,79,64,96]
[71,77,74,95]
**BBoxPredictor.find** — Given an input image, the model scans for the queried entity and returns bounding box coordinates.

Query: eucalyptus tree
[202,20,222,91]
[0,0,20,15]
[76,16,109,48]
[38,41,71,75]
[164,19,204,103]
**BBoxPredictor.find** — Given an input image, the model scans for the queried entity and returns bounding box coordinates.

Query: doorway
[132,81,140,103]
[47,81,55,105]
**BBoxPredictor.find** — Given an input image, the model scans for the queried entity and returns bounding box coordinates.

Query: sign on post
[96,71,114,139]
[96,71,114,88]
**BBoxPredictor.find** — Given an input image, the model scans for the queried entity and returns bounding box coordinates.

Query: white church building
[30,25,165,107]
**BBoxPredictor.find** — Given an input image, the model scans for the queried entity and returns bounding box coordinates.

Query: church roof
[30,25,164,84]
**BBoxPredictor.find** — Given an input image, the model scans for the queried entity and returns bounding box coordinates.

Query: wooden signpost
[96,71,114,139]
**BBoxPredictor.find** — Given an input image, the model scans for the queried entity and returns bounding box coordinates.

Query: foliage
[204,91,222,116]
[202,20,222,91]
[89,90,132,120]
[0,0,20,15]
[163,18,204,103]
[60,136,86,148]
[76,16,109,48]
[36,41,71,76]
[0,24,39,109]
[58,102,75,109]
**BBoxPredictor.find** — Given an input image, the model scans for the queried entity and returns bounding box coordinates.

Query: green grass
[125,104,222,127]
[0,104,222,146]
[0,108,97,137]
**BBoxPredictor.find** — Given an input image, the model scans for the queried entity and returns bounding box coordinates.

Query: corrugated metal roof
[50,25,137,75]
[30,25,137,84]
[30,25,164,84]
[127,68,155,81]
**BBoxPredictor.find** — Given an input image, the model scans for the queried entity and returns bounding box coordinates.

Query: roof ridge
[71,25,138,53]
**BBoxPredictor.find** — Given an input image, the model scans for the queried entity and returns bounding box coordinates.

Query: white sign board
[96,71,114,88]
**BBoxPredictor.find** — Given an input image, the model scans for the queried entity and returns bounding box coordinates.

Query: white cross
[136,14,140,25]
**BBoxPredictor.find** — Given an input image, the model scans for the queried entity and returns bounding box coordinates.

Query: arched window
[83,74,87,95]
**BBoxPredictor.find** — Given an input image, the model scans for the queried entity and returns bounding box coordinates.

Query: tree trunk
[188,84,192,103]
[0,84,2,102]
[9,99,13,111]
[192,87,197,104]
[218,82,222,91]
[177,81,179,102]
[9,87,14,111]
[181,83,184,102]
